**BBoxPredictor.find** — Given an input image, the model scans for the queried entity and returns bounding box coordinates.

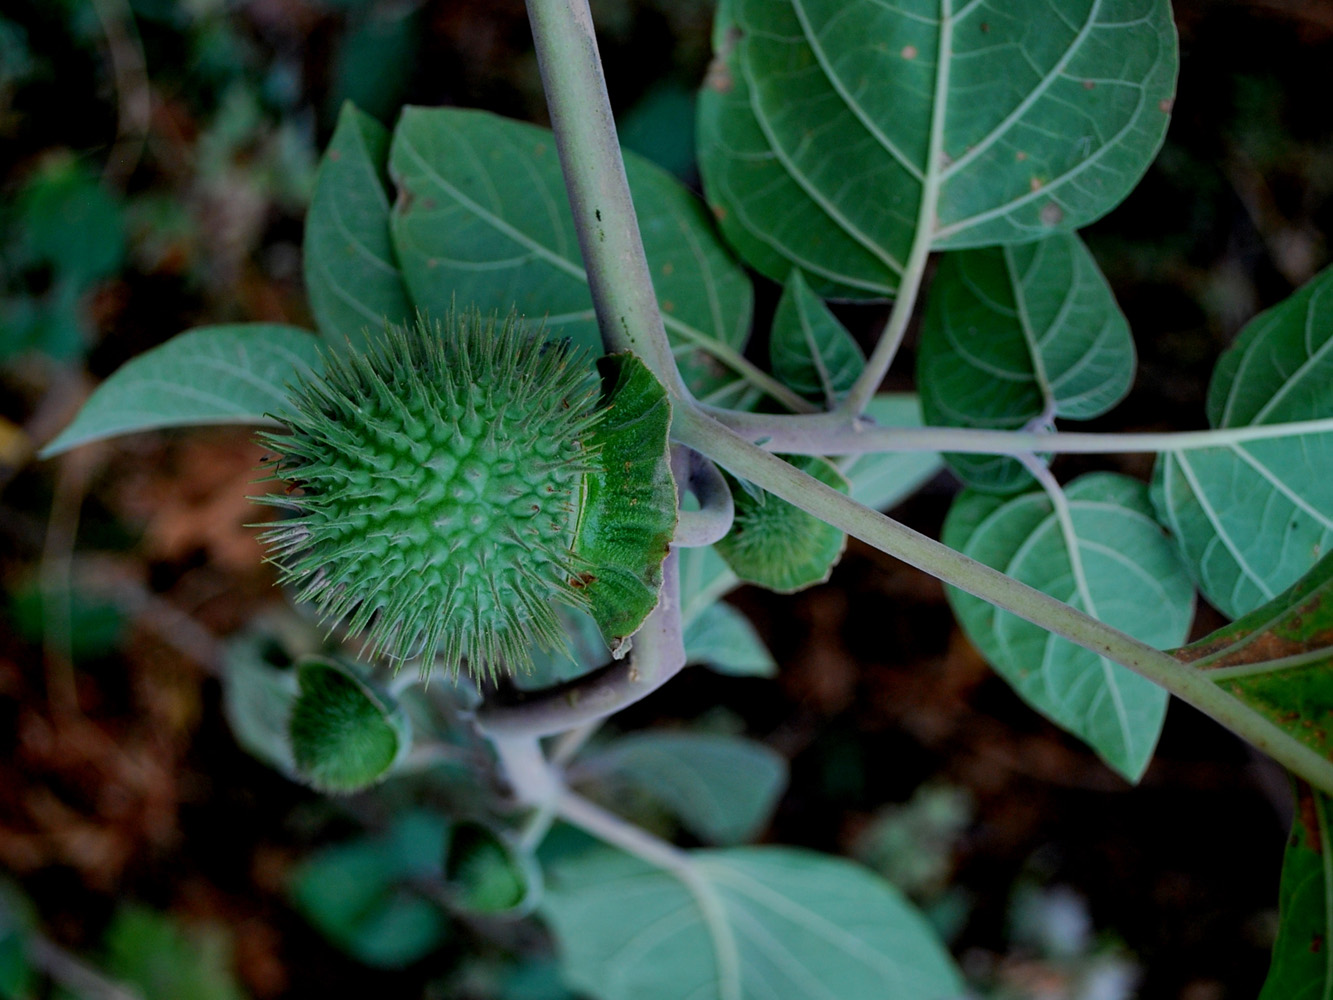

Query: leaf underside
[542,846,964,1000]
[944,473,1194,780]
[1153,264,1333,620]
[918,232,1134,492]
[41,324,323,456]
[698,0,1177,297]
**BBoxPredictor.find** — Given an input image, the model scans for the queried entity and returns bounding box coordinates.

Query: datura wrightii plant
[41,0,1333,995]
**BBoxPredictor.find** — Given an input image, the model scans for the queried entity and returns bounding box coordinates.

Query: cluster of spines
[256,310,602,680]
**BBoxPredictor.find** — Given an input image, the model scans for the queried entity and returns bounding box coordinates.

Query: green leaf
[698,0,1177,296]
[289,811,450,969]
[305,103,414,352]
[1258,782,1333,1000]
[1152,265,1333,619]
[769,270,866,407]
[17,155,125,284]
[542,846,963,1000]
[684,601,777,678]
[388,107,755,401]
[102,907,246,1000]
[839,394,943,512]
[943,472,1194,780]
[580,732,787,845]
[222,634,299,777]
[41,324,323,456]
[918,233,1135,492]
[1174,550,1333,768]
[716,455,849,594]
[576,353,677,653]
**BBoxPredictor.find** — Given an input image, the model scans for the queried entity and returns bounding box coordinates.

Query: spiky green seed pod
[257,311,601,679]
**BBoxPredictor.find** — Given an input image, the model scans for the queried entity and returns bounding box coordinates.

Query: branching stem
[704,408,1333,458]
[674,405,1333,793]
[517,0,1333,798]
[476,552,685,738]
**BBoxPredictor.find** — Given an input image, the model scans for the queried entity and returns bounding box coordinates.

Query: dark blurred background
[2,1,1332,997]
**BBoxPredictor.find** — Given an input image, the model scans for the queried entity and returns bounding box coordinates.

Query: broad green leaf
[769,270,866,407]
[944,472,1194,780]
[1258,783,1333,1000]
[684,601,777,678]
[1174,550,1333,768]
[305,103,413,351]
[579,732,787,844]
[41,324,322,456]
[103,907,246,1000]
[576,353,677,653]
[918,233,1135,492]
[1153,266,1333,619]
[542,846,963,1000]
[716,455,849,593]
[839,394,943,512]
[698,0,1177,296]
[388,108,755,401]
[290,811,450,969]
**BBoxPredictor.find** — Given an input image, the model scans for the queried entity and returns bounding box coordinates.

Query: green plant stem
[835,0,952,418]
[704,408,1333,457]
[525,0,686,396]
[493,734,561,807]
[476,552,685,738]
[674,404,1333,793]
[672,445,735,548]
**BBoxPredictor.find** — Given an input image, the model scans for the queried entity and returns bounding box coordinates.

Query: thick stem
[671,445,735,548]
[475,551,685,738]
[525,0,686,397]
[674,405,1333,793]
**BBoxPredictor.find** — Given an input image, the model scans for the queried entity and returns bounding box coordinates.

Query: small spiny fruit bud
[288,656,411,794]
[715,455,849,593]
[442,820,541,916]
[257,311,602,679]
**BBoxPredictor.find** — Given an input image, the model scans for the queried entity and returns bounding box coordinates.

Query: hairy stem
[525,0,685,396]
[675,405,1333,793]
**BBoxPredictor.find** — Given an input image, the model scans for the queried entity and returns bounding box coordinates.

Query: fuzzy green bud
[287,657,410,794]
